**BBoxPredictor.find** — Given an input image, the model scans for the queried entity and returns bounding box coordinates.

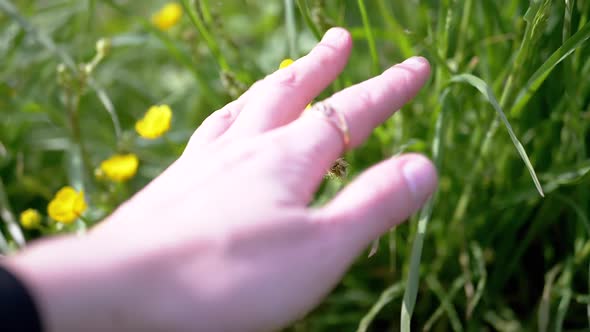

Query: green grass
[2,0,590,330]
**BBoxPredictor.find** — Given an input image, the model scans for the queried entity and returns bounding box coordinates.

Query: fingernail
[402,157,437,203]
[321,27,347,46]
[402,56,429,69]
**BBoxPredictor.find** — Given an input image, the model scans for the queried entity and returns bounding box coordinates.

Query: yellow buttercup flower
[100,154,140,182]
[278,58,311,110]
[152,3,183,31]
[20,209,41,229]
[279,58,294,69]
[47,186,87,225]
[135,105,173,139]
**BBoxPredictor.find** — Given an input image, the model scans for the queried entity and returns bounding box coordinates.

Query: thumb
[312,154,438,253]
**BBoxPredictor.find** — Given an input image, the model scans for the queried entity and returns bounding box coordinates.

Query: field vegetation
[1,0,590,330]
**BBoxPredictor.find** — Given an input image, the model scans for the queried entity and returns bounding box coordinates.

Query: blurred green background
[1,0,590,331]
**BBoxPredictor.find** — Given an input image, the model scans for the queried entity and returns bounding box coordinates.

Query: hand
[3,27,436,332]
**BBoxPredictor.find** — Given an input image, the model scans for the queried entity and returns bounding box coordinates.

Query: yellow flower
[99,153,139,182]
[152,3,183,31]
[135,105,173,139]
[47,187,87,225]
[279,58,294,69]
[278,58,312,111]
[20,209,41,229]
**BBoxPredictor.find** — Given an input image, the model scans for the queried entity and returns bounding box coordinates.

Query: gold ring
[308,101,351,149]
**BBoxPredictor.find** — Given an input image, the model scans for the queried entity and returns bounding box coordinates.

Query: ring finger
[279,56,431,187]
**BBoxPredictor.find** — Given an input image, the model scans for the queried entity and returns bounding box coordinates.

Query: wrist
[3,235,146,332]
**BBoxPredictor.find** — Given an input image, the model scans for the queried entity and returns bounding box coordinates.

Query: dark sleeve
[0,265,43,332]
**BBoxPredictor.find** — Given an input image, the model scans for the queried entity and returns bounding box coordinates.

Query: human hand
[4,27,436,332]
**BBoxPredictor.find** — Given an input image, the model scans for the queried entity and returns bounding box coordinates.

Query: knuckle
[267,134,294,161]
[356,87,376,110]
[388,65,414,99]
[258,68,300,91]
[365,176,394,202]
[199,108,229,130]
[311,42,340,67]
[209,107,233,122]
[185,133,204,152]
[185,106,235,149]
[248,78,267,93]
[275,68,299,89]
[264,135,318,201]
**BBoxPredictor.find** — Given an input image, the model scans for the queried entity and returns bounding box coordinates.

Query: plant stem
[296,0,322,40]
[66,85,92,190]
[181,0,230,71]
[376,0,413,59]
[285,0,297,58]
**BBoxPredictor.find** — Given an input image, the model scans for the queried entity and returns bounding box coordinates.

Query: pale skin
[2,28,437,331]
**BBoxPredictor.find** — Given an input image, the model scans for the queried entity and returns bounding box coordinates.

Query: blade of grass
[296,0,322,41]
[553,193,590,236]
[510,21,590,116]
[400,89,448,332]
[180,0,230,72]
[499,0,551,109]
[0,178,25,249]
[563,0,574,42]
[423,276,466,331]
[423,40,455,75]
[101,0,218,107]
[538,264,563,332]
[454,0,473,62]
[0,0,123,140]
[400,156,435,331]
[87,0,96,33]
[483,310,522,331]
[197,0,214,25]
[496,160,590,205]
[375,0,413,58]
[388,227,396,273]
[467,242,487,318]
[492,199,561,292]
[0,0,75,68]
[425,275,464,332]
[555,262,574,332]
[356,282,404,332]
[357,0,379,74]
[450,74,544,196]
[437,0,453,59]
[94,86,122,144]
[284,0,297,58]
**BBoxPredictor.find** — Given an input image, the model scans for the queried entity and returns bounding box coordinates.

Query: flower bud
[96,38,111,57]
